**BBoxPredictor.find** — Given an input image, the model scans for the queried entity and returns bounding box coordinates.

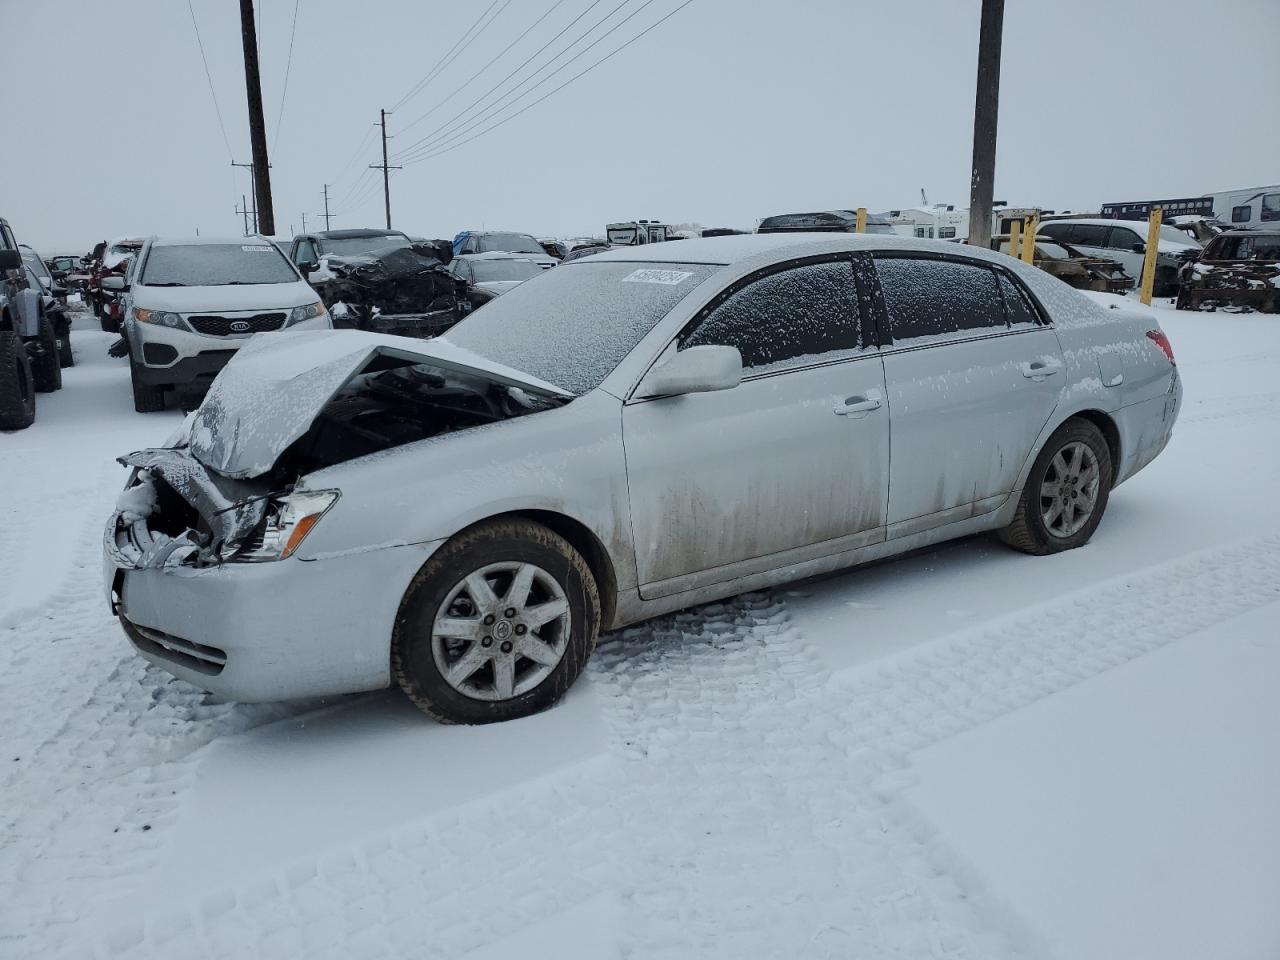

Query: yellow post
[1020,212,1040,264]
[1008,218,1022,259]
[855,207,867,233]
[1139,207,1163,305]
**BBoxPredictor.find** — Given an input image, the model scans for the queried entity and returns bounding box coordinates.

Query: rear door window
[1107,226,1142,251]
[680,259,865,375]
[1069,224,1110,247]
[997,272,1042,329]
[874,256,1005,343]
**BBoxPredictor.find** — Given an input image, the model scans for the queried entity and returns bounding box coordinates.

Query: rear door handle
[1020,360,1061,380]
[834,395,882,417]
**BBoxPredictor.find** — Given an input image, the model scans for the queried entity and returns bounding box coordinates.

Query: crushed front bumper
[104,514,443,702]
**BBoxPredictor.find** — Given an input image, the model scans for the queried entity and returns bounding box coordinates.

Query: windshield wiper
[145,281,186,287]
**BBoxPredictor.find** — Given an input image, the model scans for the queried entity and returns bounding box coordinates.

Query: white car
[106,236,331,411]
[1037,218,1200,296]
[105,234,1181,724]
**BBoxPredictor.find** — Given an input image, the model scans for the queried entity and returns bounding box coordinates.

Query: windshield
[471,259,544,283]
[1160,225,1200,247]
[141,243,300,286]
[22,252,52,284]
[320,234,411,257]
[478,233,544,254]
[443,261,717,394]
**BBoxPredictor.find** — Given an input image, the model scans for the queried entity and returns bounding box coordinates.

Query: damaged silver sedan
[105,234,1181,724]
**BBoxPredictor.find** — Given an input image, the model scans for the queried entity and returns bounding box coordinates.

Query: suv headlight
[287,301,329,326]
[133,307,184,328]
[231,489,339,562]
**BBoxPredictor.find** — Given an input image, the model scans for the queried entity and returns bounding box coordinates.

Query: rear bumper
[104,531,443,702]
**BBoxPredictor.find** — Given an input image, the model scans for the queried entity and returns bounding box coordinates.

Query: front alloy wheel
[393,519,600,724]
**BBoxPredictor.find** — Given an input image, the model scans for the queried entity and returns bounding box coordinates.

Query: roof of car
[150,236,279,247]
[311,229,408,240]
[584,233,999,266]
[454,252,543,261]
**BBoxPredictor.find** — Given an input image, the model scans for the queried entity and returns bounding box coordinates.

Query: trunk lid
[185,329,572,479]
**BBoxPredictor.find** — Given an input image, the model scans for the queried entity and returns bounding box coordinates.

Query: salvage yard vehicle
[105,234,1181,724]
[451,230,558,269]
[449,253,544,309]
[288,228,414,281]
[314,243,467,338]
[112,236,331,412]
[606,220,676,245]
[991,234,1134,293]
[1176,229,1280,313]
[21,254,74,368]
[1,216,63,430]
[88,237,144,330]
[1037,218,1199,297]
[756,210,896,235]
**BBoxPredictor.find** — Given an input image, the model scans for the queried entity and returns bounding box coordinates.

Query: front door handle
[1020,360,1061,381]
[834,395,882,417]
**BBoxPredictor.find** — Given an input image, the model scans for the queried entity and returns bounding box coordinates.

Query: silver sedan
[105,234,1181,723]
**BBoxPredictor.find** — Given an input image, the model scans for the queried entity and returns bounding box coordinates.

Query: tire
[30,317,62,393]
[998,418,1113,556]
[0,329,36,430]
[58,327,74,368]
[1154,267,1178,299]
[392,518,601,724]
[129,361,167,413]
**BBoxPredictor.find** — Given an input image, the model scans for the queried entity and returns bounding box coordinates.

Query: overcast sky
[6,0,1278,252]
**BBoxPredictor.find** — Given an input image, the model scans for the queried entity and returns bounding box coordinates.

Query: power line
[398,0,645,163]
[333,168,374,211]
[186,0,235,161]
[391,0,609,162]
[404,0,694,166]
[394,0,569,136]
[389,0,504,112]
[272,0,302,153]
[329,125,378,186]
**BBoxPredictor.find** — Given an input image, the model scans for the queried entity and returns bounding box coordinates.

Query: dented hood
[186,329,572,479]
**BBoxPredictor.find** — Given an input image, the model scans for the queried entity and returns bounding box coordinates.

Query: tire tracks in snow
[57,533,1280,960]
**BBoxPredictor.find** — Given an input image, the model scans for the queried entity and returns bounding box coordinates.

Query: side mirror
[636,345,742,399]
[51,269,68,281]
[101,275,127,291]
[1131,242,1145,254]
[0,249,21,271]
[299,260,319,275]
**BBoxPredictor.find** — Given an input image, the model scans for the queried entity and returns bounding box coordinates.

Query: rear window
[320,234,410,257]
[142,243,300,286]
[478,233,544,255]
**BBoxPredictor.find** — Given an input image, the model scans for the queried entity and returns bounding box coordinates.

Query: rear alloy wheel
[0,329,36,430]
[30,317,62,393]
[998,418,1113,555]
[392,519,600,724]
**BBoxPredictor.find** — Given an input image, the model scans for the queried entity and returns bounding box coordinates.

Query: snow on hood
[186,329,572,479]
[133,279,318,313]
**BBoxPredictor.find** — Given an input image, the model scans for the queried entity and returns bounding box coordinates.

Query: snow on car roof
[149,236,279,247]
[454,252,543,261]
[583,232,995,266]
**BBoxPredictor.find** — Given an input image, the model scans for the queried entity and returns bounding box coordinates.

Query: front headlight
[287,300,329,326]
[133,307,184,328]
[231,489,340,562]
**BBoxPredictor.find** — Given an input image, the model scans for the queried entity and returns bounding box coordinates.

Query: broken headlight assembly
[287,300,329,326]
[133,307,185,328]
[231,489,340,562]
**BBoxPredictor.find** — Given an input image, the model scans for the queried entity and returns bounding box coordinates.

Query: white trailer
[1205,185,1280,230]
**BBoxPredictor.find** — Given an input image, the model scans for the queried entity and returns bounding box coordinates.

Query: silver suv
[0,216,63,430]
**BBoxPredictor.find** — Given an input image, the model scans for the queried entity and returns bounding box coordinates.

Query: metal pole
[239,0,275,235]
[966,0,1004,248]
[380,109,391,229]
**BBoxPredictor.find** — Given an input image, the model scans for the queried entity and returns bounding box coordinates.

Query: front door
[622,256,889,598]
[872,254,1064,538]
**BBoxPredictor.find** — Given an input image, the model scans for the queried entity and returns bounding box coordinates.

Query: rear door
[622,255,889,598]
[1101,224,1146,278]
[873,255,1064,538]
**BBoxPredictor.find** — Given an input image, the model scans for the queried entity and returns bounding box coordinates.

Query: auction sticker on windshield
[621,268,694,285]
[241,245,272,252]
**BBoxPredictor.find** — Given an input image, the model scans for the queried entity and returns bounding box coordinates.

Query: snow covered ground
[2,300,1278,959]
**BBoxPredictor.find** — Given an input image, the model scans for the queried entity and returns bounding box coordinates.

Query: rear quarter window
[875,257,1006,343]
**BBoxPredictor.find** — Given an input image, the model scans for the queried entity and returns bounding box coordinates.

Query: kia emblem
[229,320,251,333]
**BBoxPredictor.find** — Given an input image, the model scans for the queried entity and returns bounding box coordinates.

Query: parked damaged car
[106,234,1181,726]
[1176,229,1280,313]
[990,234,1135,293]
[449,253,544,309]
[293,230,466,337]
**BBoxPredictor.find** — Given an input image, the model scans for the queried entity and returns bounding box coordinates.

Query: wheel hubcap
[431,561,571,702]
[1039,441,1100,538]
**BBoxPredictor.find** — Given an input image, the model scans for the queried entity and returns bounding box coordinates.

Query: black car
[757,210,896,234]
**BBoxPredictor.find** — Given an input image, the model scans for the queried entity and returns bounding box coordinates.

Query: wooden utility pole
[966,0,1004,249]
[239,0,275,235]
[236,195,252,236]
[322,184,333,230]
[301,213,308,233]
[370,109,402,229]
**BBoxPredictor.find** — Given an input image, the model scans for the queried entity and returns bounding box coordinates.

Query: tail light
[1146,329,1175,365]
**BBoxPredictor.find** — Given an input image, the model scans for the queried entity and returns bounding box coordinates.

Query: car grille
[186,312,287,336]
[122,618,227,676]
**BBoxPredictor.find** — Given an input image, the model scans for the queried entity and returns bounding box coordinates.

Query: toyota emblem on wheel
[229,320,251,333]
